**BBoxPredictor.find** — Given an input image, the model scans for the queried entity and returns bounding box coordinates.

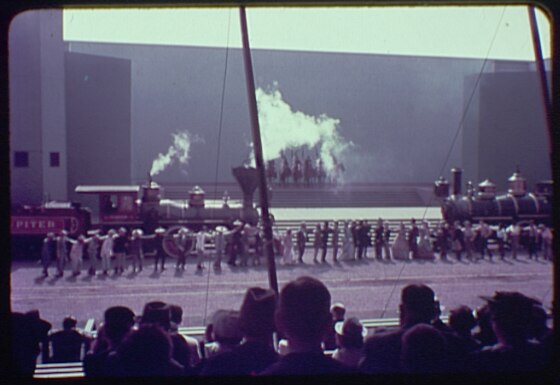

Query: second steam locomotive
[434,167,552,226]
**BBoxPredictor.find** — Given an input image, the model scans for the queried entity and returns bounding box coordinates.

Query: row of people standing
[278,218,554,264]
[40,228,167,277]
[40,218,553,277]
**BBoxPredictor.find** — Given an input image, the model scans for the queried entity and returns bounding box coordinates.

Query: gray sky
[63,6,551,61]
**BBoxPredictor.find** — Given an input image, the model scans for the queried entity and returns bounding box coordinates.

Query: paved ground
[11,250,553,330]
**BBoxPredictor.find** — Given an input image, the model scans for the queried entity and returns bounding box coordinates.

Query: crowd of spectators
[10,277,553,379]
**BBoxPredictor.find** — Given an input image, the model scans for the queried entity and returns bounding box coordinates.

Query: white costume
[282,230,294,265]
[391,224,409,260]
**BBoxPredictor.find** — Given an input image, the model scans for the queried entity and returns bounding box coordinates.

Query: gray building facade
[9,9,551,207]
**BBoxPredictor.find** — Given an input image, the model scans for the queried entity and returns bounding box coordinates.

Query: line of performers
[275,218,554,265]
[38,222,266,278]
[38,218,553,278]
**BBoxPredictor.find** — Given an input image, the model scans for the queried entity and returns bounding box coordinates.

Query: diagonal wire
[203,8,232,326]
[380,7,507,319]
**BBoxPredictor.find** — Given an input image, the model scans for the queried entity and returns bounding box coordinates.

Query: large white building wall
[9,10,67,206]
[9,11,43,205]
[39,10,67,202]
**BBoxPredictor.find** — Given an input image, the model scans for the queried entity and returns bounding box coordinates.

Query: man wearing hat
[201,287,278,375]
[173,227,190,271]
[227,220,244,266]
[468,291,549,372]
[139,301,191,370]
[212,226,230,270]
[40,232,56,277]
[204,309,243,359]
[144,227,167,271]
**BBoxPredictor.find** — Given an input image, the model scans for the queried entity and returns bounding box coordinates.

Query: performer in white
[417,221,434,259]
[341,221,354,261]
[69,235,86,276]
[506,222,521,259]
[282,228,294,265]
[391,222,410,261]
[99,229,116,275]
[195,226,211,271]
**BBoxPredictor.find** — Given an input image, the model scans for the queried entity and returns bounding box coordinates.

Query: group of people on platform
[11,277,552,378]
[39,218,553,278]
[266,150,345,186]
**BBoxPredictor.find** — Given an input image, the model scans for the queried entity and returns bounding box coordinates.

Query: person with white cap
[84,232,101,276]
[332,317,367,368]
[194,226,211,271]
[212,226,229,271]
[128,228,146,273]
[144,227,167,271]
[99,229,116,276]
[68,235,87,276]
[113,227,128,275]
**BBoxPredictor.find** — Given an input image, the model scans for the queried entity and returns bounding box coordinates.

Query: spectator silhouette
[110,324,184,377]
[361,284,440,373]
[400,324,450,373]
[169,304,202,369]
[47,316,91,363]
[468,291,549,372]
[201,287,279,375]
[473,303,497,348]
[448,306,481,353]
[260,276,354,375]
[203,309,243,359]
[140,301,191,372]
[323,302,346,351]
[10,310,51,378]
[332,317,367,368]
[83,306,135,377]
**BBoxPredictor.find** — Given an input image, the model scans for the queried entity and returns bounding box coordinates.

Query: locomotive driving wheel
[161,225,194,259]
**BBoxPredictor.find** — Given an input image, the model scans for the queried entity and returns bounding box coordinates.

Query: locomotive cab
[75,185,141,229]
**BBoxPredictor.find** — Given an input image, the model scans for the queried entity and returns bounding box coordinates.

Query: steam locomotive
[11,166,260,259]
[434,167,552,226]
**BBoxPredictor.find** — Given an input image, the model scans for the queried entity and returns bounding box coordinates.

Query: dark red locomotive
[11,167,259,259]
[435,167,552,226]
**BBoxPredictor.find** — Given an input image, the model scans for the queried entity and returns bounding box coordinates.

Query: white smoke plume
[150,131,203,176]
[254,82,352,181]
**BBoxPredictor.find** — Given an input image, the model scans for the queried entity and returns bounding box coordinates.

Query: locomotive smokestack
[451,168,462,196]
[232,166,259,208]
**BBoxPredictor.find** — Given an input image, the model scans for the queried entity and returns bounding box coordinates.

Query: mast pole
[239,6,279,294]
[528,5,552,155]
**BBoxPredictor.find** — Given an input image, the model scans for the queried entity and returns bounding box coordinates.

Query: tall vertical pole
[239,6,279,295]
[528,5,552,155]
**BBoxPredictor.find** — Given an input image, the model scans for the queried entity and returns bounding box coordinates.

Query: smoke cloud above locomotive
[254,82,353,177]
[150,131,203,176]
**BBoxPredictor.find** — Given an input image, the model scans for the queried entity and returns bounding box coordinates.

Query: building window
[50,152,60,167]
[14,151,29,167]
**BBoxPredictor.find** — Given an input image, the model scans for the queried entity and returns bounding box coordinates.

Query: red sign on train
[11,217,66,234]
